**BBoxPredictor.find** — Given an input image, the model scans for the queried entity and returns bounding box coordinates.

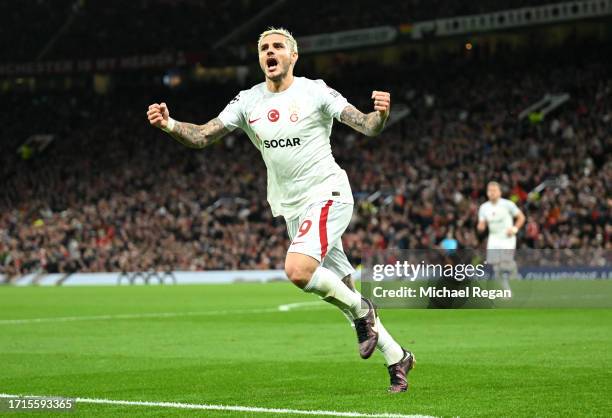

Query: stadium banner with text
[1,270,287,286]
[409,0,612,40]
[0,52,187,76]
[298,26,398,53]
[360,249,611,309]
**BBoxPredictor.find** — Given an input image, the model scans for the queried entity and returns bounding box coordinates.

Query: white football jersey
[218,77,354,220]
[478,198,520,249]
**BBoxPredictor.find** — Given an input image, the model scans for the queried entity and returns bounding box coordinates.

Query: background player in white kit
[477,182,525,289]
[146,28,414,393]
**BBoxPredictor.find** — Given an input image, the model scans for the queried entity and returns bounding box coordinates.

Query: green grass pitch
[0,283,611,417]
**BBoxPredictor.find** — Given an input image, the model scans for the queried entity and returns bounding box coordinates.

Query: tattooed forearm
[340,106,367,129]
[168,118,229,149]
[340,106,387,137]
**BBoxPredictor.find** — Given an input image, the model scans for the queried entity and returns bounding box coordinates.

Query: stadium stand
[1,0,565,61]
[237,0,564,41]
[1,36,609,279]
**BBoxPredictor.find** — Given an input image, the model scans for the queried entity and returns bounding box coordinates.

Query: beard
[265,63,290,82]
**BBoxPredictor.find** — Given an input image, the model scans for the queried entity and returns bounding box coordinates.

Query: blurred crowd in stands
[0,24,610,279]
[337,50,611,264]
[2,0,562,62]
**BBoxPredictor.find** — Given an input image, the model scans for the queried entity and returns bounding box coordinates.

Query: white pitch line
[277,300,326,311]
[0,301,327,325]
[0,394,434,418]
[0,309,274,325]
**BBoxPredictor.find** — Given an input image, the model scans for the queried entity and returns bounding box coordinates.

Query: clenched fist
[147,102,170,129]
[371,91,391,120]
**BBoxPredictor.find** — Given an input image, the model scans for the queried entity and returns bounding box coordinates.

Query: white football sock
[342,277,405,365]
[375,318,405,365]
[304,266,368,319]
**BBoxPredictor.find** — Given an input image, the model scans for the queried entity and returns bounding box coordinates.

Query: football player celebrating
[147,27,414,392]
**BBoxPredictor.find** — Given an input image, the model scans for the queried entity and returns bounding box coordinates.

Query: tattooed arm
[339,90,391,137]
[168,118,229,149]
[146,102,229,148]
[340,106,387,137]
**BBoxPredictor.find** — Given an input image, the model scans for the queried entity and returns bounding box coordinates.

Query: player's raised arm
[339,90,391,137]
[146,102,229,149]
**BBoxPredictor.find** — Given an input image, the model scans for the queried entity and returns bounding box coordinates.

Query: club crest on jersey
[289,102,299,122]
[268,109,280,122]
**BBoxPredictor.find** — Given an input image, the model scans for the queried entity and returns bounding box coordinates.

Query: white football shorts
[286,200,356,279]
[486,237,517,265]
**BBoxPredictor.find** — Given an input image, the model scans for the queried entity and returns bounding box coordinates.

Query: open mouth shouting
[266,57,279,73]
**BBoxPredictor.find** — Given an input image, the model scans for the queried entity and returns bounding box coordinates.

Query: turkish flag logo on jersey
[268,109,280,122]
